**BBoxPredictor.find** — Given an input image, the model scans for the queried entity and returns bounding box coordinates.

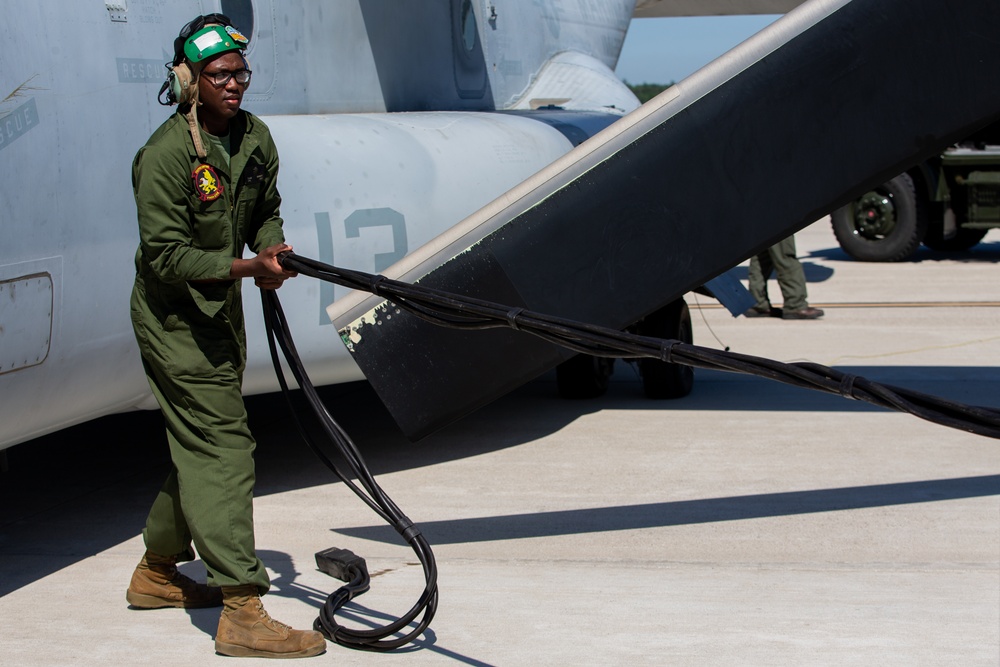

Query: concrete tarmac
[1,219,998,666]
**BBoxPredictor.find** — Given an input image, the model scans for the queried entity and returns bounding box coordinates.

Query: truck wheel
[635,298,694,400]
[831,173,926,261]
[922,226,987,251]
[556,354,614,399]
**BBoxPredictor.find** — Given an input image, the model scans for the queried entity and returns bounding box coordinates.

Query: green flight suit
[747,235,810,313]
[130,109,285,592]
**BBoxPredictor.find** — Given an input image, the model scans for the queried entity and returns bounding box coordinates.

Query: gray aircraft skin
[0,0,805,451]
[8,0,1000,450]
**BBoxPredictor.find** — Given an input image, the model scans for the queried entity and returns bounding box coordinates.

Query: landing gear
[554,298,694,400]
[634,298,694,399]
[555,353,615,399]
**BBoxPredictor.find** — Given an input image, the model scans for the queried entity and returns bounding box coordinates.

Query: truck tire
[922,226,987,251]
[556,354,614,399]
[831,173,926,261]
[635,298,694,400]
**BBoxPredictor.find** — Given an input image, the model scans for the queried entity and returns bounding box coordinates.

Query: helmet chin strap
[181,20,223,160]
[182,65,208,159]
[184,105,208,160]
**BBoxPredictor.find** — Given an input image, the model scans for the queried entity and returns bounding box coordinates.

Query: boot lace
[251,596,291,632]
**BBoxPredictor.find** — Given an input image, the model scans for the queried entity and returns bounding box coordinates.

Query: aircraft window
[221,0,255,39]
[461,0,477,51]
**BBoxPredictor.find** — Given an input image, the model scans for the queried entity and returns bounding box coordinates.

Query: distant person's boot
[782,306,825,320]
[744,306,782,318]
[215,584,327,658]
[126,550,222,609]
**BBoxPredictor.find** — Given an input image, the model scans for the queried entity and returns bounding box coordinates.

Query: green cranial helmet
[183,24,249,64]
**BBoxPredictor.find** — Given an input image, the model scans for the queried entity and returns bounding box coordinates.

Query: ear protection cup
[167,62,198,106]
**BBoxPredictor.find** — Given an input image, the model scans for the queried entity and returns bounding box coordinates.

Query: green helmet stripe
[183,25,248,63]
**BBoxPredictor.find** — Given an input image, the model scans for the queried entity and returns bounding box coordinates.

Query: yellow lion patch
[192,164,223,202]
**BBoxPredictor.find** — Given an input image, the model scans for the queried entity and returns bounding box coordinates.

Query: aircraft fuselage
[0,0,639,449]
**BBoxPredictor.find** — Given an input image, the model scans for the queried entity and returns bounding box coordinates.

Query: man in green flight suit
[125,14,325,659]
[744,235,825,320]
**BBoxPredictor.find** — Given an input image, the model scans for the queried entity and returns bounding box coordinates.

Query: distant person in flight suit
[744,234,825,320]
[125,14,325,659]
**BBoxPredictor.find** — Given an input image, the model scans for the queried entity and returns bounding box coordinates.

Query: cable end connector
[315,547,369,583]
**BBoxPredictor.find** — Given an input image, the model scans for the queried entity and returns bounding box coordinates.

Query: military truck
[831,123,1000,261]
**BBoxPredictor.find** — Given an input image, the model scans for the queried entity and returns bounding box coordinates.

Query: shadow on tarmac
[805,239,1000,264]
[335,474,1000,545]
[1,365,996,598]
[729,238,1000,283]
[171,547,332,639]
[724,261,835,284]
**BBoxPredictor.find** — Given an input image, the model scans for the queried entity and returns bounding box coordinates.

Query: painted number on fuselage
[315,208,408,325]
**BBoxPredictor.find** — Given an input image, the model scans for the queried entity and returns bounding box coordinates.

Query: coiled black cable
[278,251,1000,440]
[261,289,437,651]
[261,250,1000,650]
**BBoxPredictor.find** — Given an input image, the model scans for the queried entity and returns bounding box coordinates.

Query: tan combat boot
[126,550,223,609]
[215,584,327,658]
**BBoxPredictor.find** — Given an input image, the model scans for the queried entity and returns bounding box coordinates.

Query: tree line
[624,81,674,104]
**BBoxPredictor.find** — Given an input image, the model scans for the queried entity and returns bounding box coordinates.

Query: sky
[615,15,781,85]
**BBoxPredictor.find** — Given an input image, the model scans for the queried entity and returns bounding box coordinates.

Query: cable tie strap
[506,307,524,331]
[369,274,387,297]
[659,340,680,363]
[396,519,422,543]
[838,373,858,400]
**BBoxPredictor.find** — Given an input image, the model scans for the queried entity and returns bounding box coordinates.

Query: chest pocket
[235,158,267,239]
[190,175,232,251]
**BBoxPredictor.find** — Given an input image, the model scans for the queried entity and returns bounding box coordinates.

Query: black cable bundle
[279,251,1000,440]
[260,289,437,651]
[260,250,999,650]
